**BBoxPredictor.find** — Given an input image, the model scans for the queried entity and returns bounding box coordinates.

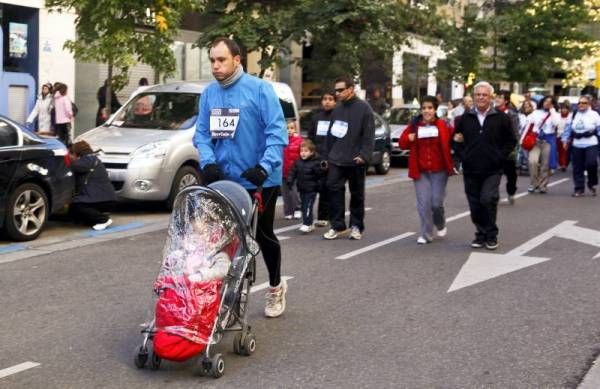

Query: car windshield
[387,107,420,125]
[111,92,199,130]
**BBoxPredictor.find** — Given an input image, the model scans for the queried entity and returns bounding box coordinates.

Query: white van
[78,80,299,208]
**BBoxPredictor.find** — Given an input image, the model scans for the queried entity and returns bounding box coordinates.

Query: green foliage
[196,0,440,83]
[435,3,489,84]
[498,0,595,85]
[197,1,304,78]
[45,0,199,90]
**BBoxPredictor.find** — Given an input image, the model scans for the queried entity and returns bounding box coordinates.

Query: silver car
[78,80,299,208]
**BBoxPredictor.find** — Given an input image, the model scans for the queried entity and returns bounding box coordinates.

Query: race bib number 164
[210,108,240,139]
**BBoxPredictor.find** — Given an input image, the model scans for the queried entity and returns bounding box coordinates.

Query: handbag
[521,123,537,151]
[521,112,551,151]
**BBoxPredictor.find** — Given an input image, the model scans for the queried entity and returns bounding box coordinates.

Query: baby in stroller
[135,181,259,378]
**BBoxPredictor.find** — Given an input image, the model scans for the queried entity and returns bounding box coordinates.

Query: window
[111,93,199,130]
[0,120,19,147]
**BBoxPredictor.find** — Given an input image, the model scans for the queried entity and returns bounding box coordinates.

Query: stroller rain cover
[152,187,244,361]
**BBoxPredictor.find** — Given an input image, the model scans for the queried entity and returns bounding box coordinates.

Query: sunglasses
[335,87,348,93]
[578,101,589,105]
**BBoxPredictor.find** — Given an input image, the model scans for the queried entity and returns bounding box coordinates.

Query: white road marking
[336,232,415,260]
[0,362,40,379]
[250,276,293,294]
[448,220,600,292]
[548,177,569,187]
[446,211,470,223]
[579,355,600,389]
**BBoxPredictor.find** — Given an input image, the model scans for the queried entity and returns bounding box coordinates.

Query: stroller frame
[134,184,262,378]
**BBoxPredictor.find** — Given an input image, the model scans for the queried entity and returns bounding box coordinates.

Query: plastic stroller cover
[152,184,250,360]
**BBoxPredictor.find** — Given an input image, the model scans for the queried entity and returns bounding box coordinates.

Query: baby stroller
[134,180,261,378]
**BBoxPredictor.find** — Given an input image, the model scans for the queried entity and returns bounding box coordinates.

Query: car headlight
[131,141,169,160]
[375,127,386,137]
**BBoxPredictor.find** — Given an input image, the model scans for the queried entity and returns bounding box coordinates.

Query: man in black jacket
[322,76,375,240]
[453,81,516,250]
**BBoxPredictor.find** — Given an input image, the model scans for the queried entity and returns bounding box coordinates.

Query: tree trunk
[105,60,113,117]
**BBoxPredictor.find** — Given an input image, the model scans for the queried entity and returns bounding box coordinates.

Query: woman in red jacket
[282,120,303,219]
[399,96,455,244]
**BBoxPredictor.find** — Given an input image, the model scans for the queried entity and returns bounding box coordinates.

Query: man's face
[209,42,241,81]
[334,82,353,102]
[321,94,336,111]
[474,86,492,111]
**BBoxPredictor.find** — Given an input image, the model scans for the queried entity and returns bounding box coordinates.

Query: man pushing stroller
[193,37,289,318]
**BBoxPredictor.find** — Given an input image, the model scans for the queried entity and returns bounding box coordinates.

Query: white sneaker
[293,210,302,219]
[323,228,341,240]
[417,236,429,244]
[92,218,113,231]
[436,226,447,237]
[314,220,329,227]
[349,226,362,240]
[508,195,515,205]
[284,215,293,220]
[299,224,314,233]
[264,279,287,318]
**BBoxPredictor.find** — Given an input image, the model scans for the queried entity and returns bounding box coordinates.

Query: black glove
[241,164,268,187]
[202,163,223,185]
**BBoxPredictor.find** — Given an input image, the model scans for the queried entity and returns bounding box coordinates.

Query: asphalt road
[1,167,600,388]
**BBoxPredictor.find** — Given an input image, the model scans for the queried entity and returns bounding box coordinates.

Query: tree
[45,0,199,115]
[299,0,441,85]
[434,3,489,86]
[497,0,595,86]
[196,0,305,78]
[196,0,438,84]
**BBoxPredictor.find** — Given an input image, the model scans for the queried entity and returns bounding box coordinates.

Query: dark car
[0,115,74,241]
[298,109,391,175]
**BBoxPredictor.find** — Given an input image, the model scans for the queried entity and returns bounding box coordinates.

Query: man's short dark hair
[210,37,242,57]
[334,76,355,88]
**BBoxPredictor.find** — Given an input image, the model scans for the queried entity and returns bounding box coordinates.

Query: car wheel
[5,183,49,241]
[374,150,391,175]
[166,166,200,209]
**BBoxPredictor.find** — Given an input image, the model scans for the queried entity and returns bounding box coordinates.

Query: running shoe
[265,279,287,318]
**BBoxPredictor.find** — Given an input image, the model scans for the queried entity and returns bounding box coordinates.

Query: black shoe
[471,239,485,248]
[485,239,499,250]
[590,187,597,197]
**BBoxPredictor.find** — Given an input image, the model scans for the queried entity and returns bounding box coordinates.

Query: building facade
[0,1,75,124]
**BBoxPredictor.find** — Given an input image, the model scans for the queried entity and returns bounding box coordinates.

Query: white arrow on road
[448,220,600,292]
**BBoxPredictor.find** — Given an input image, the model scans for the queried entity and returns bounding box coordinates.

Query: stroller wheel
[233,333,242,355]
[149,349,162,370]
[192,356,208,376]
[241,333,256,356]
[134,345,148,369]
[234,331,256,356]
[210,353,225,378]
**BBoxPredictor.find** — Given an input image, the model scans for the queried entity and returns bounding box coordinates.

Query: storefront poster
[9,22,28,59]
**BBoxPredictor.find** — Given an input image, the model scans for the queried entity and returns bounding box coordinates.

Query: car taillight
[64,153,71,167]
